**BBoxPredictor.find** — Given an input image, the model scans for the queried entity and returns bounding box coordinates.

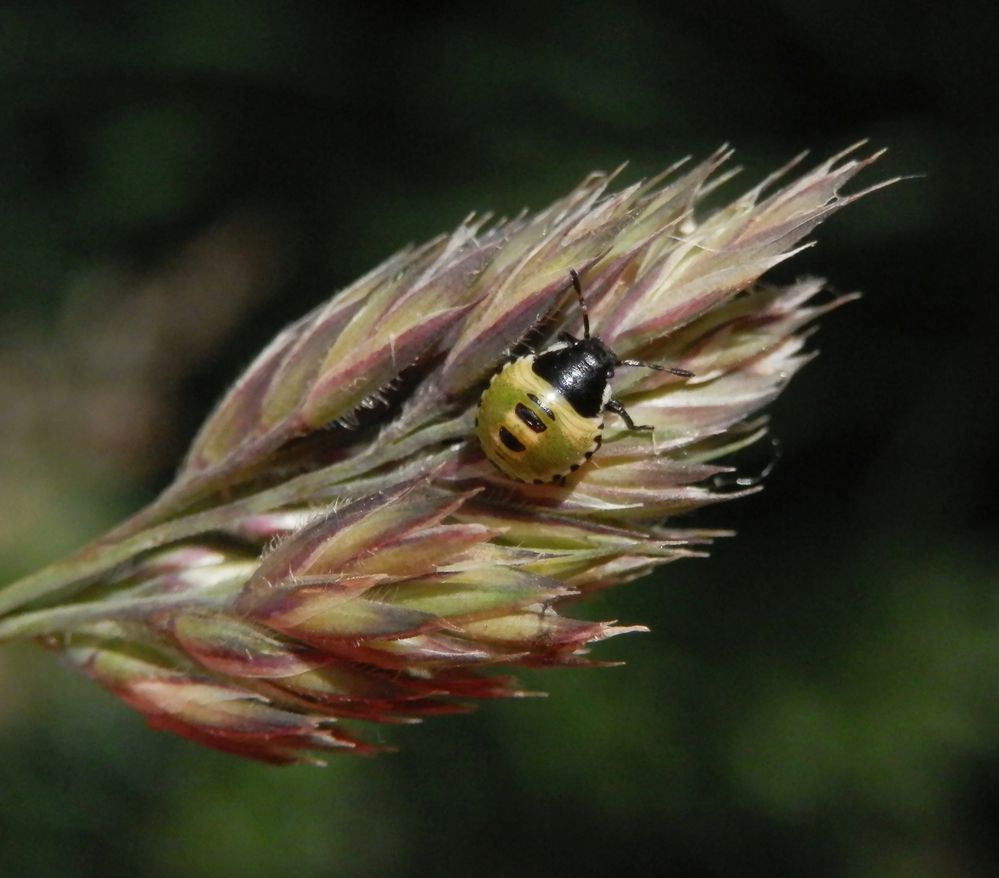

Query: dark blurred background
[1,2,997,876]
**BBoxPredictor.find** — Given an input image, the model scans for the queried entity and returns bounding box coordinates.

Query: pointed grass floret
[0,146,892,763]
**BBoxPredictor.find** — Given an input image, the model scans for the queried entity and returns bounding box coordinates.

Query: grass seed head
[0,146,890,763]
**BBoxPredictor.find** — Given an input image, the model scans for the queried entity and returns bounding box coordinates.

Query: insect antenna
[568,268,590,339]
[616,358,694,378]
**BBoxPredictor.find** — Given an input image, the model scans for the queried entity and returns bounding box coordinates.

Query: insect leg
[617,359,694,378]
[605,397,653,431]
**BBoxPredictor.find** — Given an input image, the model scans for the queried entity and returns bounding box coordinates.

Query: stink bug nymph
[475,269,694,484]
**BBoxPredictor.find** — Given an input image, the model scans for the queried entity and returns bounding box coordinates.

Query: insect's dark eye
[498,427,526,452]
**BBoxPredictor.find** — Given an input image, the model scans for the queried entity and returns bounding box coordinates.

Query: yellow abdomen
[475,357,603,483]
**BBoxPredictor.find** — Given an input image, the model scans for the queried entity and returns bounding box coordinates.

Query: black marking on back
[515,402,547,433]
[527,393,555,420]
[499,427,526,453]
[532,338,616,418]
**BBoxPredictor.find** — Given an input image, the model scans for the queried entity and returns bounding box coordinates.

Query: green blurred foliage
[1,1,997,876]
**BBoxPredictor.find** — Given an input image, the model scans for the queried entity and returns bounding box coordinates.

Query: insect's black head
[532,336,618,418]
[568,335,619,376]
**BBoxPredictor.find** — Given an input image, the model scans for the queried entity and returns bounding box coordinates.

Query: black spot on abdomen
[499,427,526,452]
[527,393,555,420]
[515,402,547,433]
